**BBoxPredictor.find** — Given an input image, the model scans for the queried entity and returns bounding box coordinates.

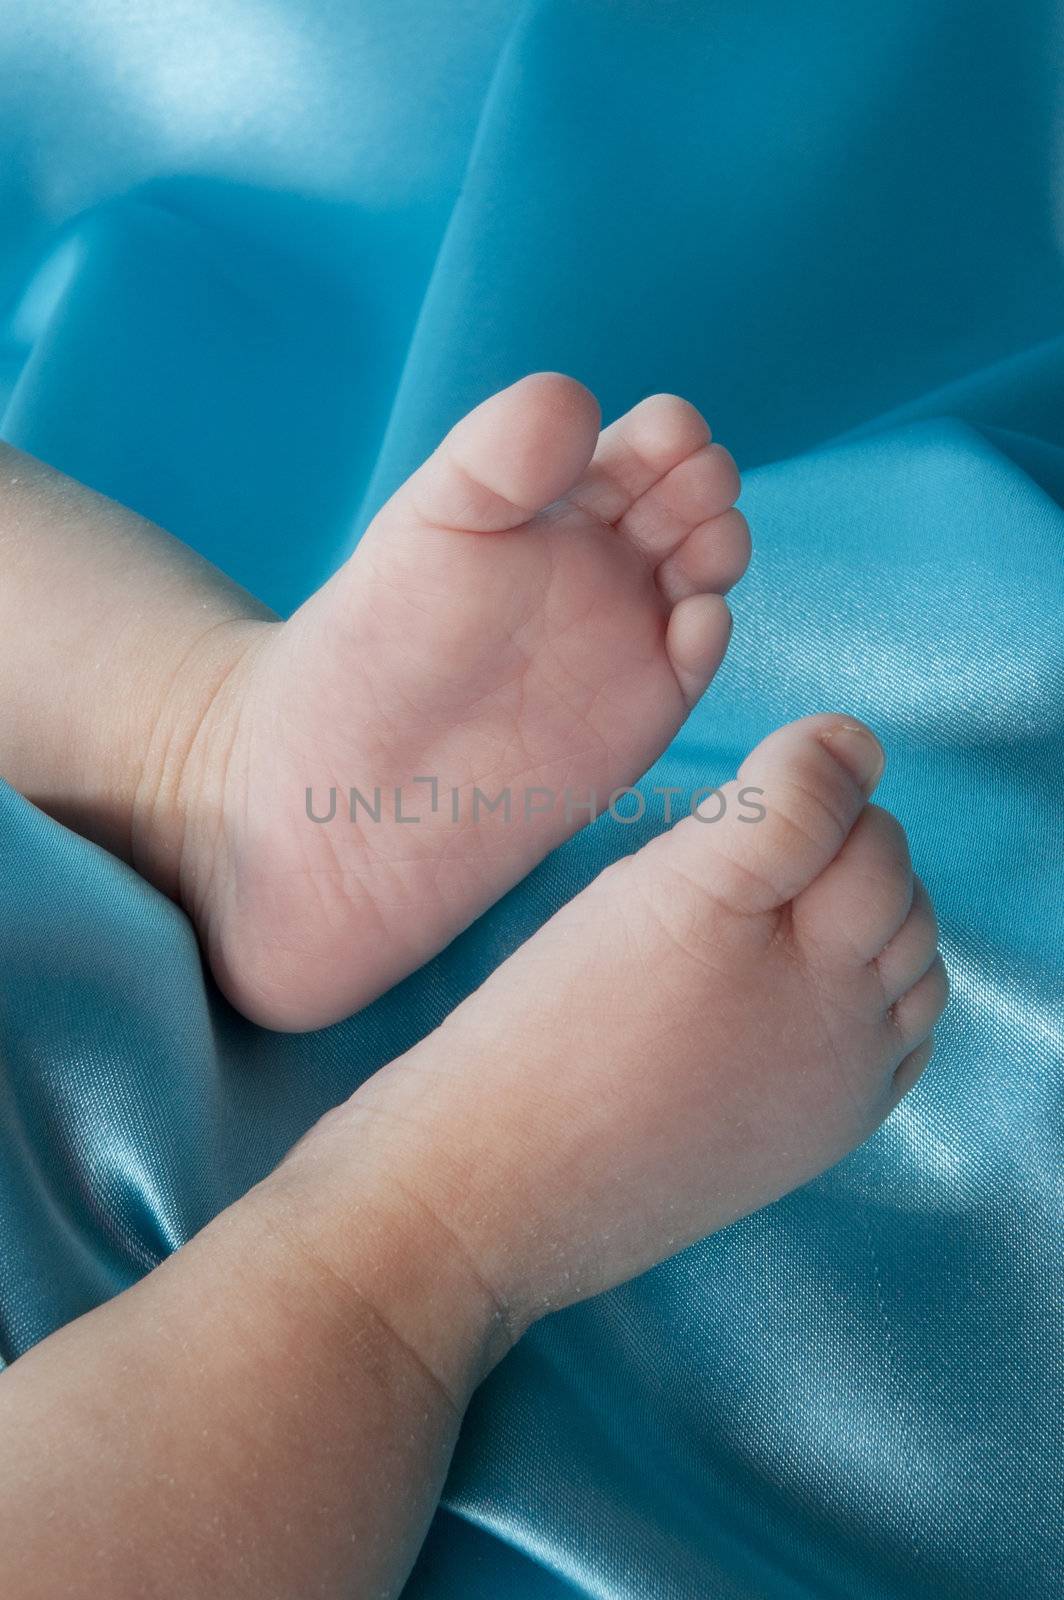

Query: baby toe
[574,393,712,525]
[619,442,741,561]
[890,953,950,1051]
[656,507,752,603]
[890,1035,937,1101]
[791,804,914,967]
[654,714,885,916]
[404,372,601,533]
[874,878,940,1004]
[664,593,733,706]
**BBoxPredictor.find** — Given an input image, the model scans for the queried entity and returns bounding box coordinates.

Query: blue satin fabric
[1,3,1062,1594]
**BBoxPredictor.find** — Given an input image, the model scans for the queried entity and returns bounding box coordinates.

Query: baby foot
[298,715,947,1328]
[163,374,748,1028]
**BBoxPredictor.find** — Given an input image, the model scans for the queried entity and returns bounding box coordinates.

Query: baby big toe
[671,714,886,917]
[404,372,601,533]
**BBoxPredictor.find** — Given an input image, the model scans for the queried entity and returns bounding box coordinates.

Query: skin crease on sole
[282,713,949,1336]
[156,373,752,1030]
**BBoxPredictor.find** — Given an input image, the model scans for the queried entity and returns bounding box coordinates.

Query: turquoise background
[1,2,1062,1593]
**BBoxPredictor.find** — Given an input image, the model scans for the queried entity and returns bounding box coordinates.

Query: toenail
[820,723,885,793]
